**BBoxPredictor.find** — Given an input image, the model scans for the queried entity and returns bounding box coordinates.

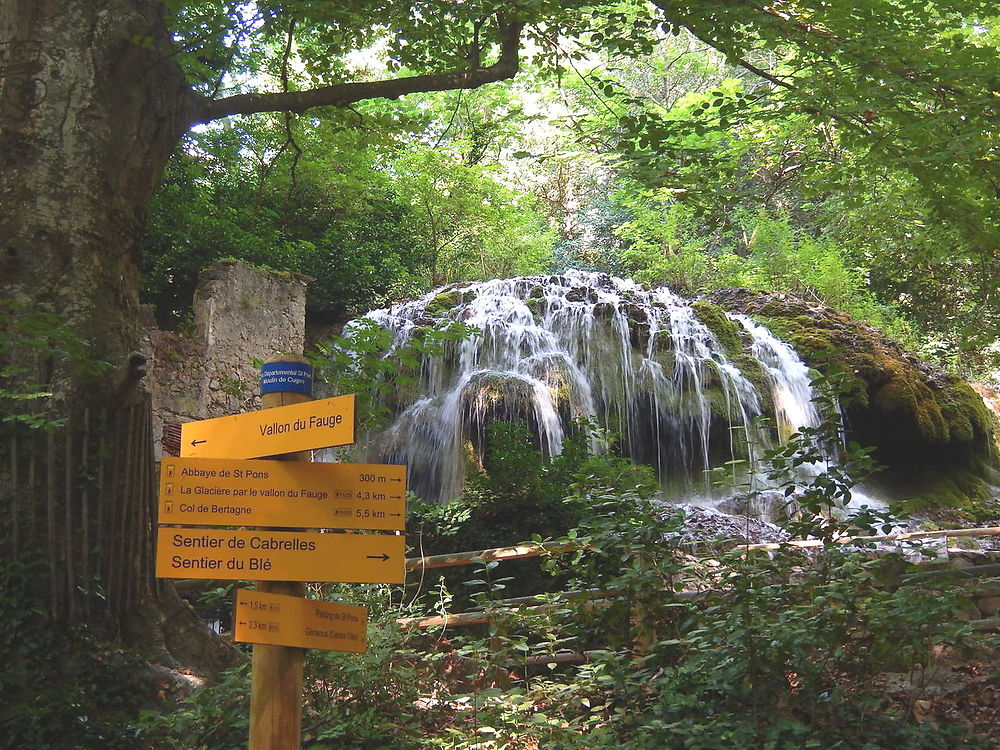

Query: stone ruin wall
[141,260,310,458]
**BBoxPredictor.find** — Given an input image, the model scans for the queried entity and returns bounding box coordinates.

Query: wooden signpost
[156,355,408,750]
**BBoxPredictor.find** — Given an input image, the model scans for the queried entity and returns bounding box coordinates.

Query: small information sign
[158,457,406,530]
[260,361,313,396]
[156,527,404,583]
[234,589,368,652]
[180,394,355,459]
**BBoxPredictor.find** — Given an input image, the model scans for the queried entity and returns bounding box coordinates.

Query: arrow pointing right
[366,553,390,562]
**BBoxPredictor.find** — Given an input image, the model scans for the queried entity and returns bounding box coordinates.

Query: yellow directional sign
[156,527,404,583]
[233,589,368,652]
[158,457,406,530]
[180,394,356,459]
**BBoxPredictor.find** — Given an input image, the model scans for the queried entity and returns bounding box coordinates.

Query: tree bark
[0,0,193,639]
[0,0,191,383]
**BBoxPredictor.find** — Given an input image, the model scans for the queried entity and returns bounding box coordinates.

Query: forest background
[3,0,1000,747]
[141,2,1000,378]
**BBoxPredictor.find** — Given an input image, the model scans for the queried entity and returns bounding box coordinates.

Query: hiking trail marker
[155,526,405,583]
[158,357,407,750]
[234,589,367,653]
[179,393,355,459]
[158,456,405,530]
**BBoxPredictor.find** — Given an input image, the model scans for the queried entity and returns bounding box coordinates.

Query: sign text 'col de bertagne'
[180,394,355,459]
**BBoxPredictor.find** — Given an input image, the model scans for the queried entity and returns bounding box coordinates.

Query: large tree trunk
[1,0,189,365]
[0,0,192,630]
[0,0,526,662]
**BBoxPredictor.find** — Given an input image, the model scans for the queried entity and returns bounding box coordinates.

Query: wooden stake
[249,355,313,750]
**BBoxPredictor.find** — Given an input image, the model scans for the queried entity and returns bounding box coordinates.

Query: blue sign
[260,361,313,396]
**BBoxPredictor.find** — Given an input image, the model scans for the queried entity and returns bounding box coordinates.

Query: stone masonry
[141,260,310,458]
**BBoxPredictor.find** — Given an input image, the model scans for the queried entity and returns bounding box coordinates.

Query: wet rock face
[343,275,995,513]
[708,289,998,510]
[357,272,825,505]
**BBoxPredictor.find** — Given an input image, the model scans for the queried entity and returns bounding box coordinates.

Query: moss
[706,288,999,513]
[650,347,676,376]
[424,289,462,318]
[692,300,742,355]
[898,467,992,516]
[692,300,771,408]
[524,296,545,321]
[938,380,996,446]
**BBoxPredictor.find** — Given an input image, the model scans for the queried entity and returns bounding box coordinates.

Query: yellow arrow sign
[233,589,368,652]
[158,457,406,530]
[180,394,356,459]
[156,527,404,583]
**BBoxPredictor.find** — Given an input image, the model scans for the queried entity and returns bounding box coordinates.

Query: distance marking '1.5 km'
[180,394,355,459]
[233,589,368,653]
[158,456,405,530]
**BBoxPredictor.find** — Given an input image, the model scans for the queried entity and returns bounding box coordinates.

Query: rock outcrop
[709,289,998,512]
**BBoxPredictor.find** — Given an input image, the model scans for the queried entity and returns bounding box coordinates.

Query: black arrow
[366,553,390,562]
[389,495,403,500]
[389,513,402,517]
[191,439,207,447]
[389,478,402,482]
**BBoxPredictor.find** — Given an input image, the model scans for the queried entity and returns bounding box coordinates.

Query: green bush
[0,558,149,750]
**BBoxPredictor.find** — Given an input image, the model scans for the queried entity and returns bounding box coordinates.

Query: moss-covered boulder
[691,299,771,408]
[422,282,479,319]
[708,289,999,513]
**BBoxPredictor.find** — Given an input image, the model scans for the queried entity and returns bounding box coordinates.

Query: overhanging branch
[191,21,524,125]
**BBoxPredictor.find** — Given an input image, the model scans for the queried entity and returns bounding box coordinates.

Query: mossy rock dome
[708,289,999,513]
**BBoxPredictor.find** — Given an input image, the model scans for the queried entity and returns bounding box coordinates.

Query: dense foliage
[6,0,999,746]
[137,412,996,748]
[0,557,149,750]
[142,116,553,328]
[141,2,999,371]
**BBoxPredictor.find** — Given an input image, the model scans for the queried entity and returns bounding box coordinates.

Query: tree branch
[191,21,524,125]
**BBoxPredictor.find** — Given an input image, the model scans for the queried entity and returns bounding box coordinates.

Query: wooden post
[249,355,313,750]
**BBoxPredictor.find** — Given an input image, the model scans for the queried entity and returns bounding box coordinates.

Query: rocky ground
[884,648,1000,746]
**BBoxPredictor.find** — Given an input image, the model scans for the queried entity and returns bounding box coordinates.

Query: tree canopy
[134,0,999,369]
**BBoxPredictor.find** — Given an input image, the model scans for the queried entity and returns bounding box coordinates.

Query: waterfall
[733,314,884,515]
[348,271,831,508]
[734,315,821,441]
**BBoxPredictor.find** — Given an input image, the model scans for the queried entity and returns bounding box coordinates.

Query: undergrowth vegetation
[138,406,996,749]
[0,557,149,750]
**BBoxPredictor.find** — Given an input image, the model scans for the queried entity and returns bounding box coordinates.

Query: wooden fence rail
[171,525,1000,596]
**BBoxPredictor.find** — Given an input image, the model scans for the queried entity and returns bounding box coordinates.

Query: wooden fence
[0,395,157,626]
[396,526,1000,634]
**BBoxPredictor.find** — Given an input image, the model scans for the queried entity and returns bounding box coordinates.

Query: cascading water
[348,271,840,511]
[735,315,821,441]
